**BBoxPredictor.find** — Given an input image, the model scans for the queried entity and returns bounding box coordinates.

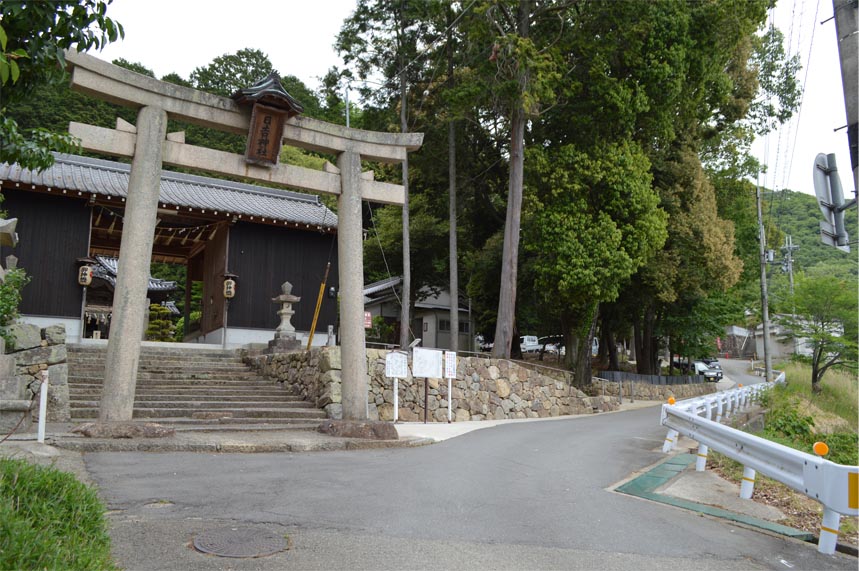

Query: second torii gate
[63,51,423,423]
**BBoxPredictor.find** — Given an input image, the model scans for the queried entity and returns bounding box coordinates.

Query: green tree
[781,274,858,393]
[190,48,274,97]
[145,303,175,342]
[463,0,565,359]
[525,140,667,384]
[0,268,31,345]
[0,0,123,170]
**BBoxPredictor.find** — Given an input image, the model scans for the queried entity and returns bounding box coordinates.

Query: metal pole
[80,285,87,341]
[756,186,774,382]
[447,377,452,423]
[423,378,428,424]
[37,371,48,443]
[833,0,858,192]
[818,507,842,554]
[740,466,756,499]
[307,262,331,349]
[393,378,399,422]
[222,299,229,349]
[695,444,708,471]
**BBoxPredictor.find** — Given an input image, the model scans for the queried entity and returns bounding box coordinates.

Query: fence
[660,374,859,555]
[600,370,706,385]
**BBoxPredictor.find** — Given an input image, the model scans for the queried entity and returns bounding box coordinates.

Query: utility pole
[756,186,774,382]
[833,0,857,192]
[781,235,799,295]
[398,2,412,349]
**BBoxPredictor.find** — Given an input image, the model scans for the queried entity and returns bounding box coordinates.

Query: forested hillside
[764,189,857,279]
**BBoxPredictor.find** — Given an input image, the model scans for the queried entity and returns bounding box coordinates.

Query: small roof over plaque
[231,72,304,118]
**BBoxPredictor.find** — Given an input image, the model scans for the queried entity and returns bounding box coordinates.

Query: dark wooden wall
[0,189,90,317]
[200,223,228,334]
[227,222,338,331]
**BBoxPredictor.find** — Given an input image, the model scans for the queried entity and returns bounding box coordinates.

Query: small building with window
[363,276,473,351]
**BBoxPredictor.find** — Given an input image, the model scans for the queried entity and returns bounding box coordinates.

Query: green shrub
[0,458,116,570]
[760,386,814,439]
[0,267,30,345]
[820,432,859,466]
[765,399,815,440]
[173,309,201,342]
[760,385,858,465]
[145,303,175,342]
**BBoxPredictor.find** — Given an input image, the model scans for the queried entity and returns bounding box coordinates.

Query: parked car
[693,360,723,382]
[538,335,563,354]
[475,335,494,352]
[520,335,540,353]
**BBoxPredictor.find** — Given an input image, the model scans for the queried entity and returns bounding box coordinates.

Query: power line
[772,0,821,240]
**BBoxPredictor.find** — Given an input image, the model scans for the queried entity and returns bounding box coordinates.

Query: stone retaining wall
[590,378,716,402]
[1,323,69,423]
[245,348,623,422]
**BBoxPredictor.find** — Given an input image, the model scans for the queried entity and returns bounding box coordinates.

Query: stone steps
[66,344,324,428]
[69,376,273,386]
[68,389,297,400]
[72,407,327,420]
[69,364,250,372]
[70,399,316,409]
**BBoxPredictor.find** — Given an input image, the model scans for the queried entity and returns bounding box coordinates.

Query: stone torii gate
[63,51,423,423]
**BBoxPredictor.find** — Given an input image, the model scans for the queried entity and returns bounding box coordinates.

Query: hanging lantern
[223,277,237,299]
[78,265,93,286]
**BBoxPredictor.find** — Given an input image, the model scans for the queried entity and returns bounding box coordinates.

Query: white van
[520,335,539,353]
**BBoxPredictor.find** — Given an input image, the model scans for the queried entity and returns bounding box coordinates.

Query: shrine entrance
[63,51,422,423]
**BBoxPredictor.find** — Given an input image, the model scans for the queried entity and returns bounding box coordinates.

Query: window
[439,319,469,333]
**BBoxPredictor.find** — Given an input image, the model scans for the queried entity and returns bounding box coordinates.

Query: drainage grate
[193,526,287,558]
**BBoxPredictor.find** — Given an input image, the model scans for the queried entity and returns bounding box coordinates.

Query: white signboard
[412,347,443,378]
[385,351,409,379]
[444,351,457,379]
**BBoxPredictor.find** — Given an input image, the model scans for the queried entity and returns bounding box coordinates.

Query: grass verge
[779,362,858,426]
[0,457,116,571]
[708,361,859,548]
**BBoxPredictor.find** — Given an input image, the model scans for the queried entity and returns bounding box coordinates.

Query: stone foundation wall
[1,323,69,423]
[245,348,623,422]
[590,378,716,402]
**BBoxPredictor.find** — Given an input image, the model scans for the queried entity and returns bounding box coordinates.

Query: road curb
[46,434,435,453]
[615,453,814,541]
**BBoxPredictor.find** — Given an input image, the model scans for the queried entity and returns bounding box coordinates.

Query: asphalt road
[719,358,769,387]
[85,403,855,571]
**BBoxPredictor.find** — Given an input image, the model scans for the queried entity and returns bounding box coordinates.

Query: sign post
[444,351,457,423]
[384,351,409,422]
[413,348,442,424]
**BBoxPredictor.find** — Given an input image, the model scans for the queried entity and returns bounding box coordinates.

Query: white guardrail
[660,372,859,555]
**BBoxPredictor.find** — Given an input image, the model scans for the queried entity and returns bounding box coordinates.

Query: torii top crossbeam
[62,50,423,424]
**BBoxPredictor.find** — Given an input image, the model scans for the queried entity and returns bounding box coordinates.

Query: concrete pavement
[2,364,845,566]
[0,400,788,530]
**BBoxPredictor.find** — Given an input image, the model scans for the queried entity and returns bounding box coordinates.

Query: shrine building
[0,153,339,347]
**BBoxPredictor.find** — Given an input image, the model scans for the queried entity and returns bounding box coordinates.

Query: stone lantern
[267,281,301,352]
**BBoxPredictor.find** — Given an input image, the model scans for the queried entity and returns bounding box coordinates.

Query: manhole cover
[193,526,287,558]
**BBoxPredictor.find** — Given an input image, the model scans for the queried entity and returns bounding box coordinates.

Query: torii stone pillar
[337,150,367,419]
[62,51,422,424]
[100,106,167,421]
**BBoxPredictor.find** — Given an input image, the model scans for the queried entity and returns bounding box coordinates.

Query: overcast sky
[95,0,853,197]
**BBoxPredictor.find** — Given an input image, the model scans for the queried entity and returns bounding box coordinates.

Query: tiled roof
[93,255,177,292]
[0,153,337,230]
[363,276,402,297]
